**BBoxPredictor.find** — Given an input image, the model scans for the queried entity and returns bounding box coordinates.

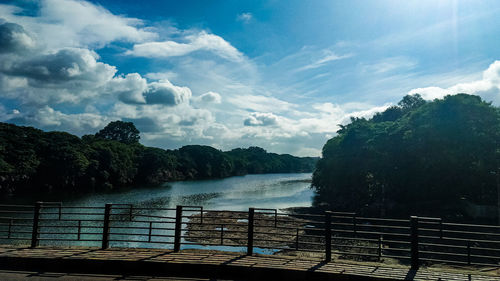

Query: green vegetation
[0,121,317,198]
[312,94,500,220]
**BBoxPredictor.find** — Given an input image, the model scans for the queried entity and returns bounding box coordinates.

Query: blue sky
[1,0,500,156]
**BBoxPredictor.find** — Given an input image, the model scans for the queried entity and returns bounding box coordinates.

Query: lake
[65,173,314,210]
[1,173,313,253]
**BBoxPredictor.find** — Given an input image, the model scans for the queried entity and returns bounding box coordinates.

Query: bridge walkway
[0,245,498,281]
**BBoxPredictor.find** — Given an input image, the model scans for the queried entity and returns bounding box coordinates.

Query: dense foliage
[312,94,500,220]
[0,121,317,198]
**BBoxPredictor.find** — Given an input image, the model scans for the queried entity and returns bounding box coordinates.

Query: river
[1,173,314,253]
[65,173,314,210]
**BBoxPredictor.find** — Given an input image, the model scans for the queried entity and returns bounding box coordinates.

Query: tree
[95,121,140,144]
[312,94,500,221]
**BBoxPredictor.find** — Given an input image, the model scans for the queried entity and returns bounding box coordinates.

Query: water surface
[67,173,313,210]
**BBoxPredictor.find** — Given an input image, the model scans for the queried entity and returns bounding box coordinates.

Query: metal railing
[0,202,499,268]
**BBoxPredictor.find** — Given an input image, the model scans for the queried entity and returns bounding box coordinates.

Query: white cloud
[362,56,418,74]
[0,47,117,104]
[296,51,353,71]
[236,13,253,23]
[3,0,156,49]
[108,73,147,104]
[244,112,279,126]
[126,31,244,62]
[227,95,296,113]
[408,60,500,104]
[145,80,192,106]
[4,105,111,136]
[196,91,222,104]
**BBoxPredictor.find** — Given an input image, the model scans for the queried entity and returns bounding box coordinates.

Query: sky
[1,0,500,157]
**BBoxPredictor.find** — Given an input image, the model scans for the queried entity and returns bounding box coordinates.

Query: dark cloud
[123,117,162,132]
[0,21,35,53]
[144,81,191,106]
[5,48,115,86]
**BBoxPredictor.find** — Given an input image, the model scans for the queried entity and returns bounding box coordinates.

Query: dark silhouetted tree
[95,121,140,144]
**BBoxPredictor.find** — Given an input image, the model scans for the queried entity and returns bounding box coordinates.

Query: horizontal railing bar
[133,214,176,220]
[420,235,500,244]
[110,239,174,244]
[420,257,468,265]
[117,207,176,211]
[331,244,379,250]
[419,242,467,249]
[41,212,104,216]
[0,210,33,214]
[420,250,468,257]
[382,247,411,252]
[442,228,500,236]
[201,210,248,214]
[332,250,379,258]
[471,246,500,252]
[332,236,380,243]
[39,218,102,222]
[470,253,500,260]
[50,206,104,209]
[356,217,409,223]
[110,219,172,224]
[442,222,500,229]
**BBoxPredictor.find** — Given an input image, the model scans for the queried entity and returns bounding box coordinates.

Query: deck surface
[0,245,498,280]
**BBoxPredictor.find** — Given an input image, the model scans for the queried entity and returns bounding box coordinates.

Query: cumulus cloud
[5,48,116,86]
[0,46,118,105]
[408,60,500,105]
[0,21,35,53]
[0,0,157,49]
[244,112,279,126]
[196,91,222,104]
[107,73,148,104]
[5,105,111,135]
[144,80,192,106]
[126,31,244,62]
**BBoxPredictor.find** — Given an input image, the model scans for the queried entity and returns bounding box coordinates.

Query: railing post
[438,218,443,239]
[8,219,12,239]
[200,206,203,224]
[129,205,133,221]
[148,222,153,243]
[58,203,62,220]
[378,235,383,261]
[30,202,42,248]
[410,216,419,269]
[274,209,277,228]
[77,220,81,241]
[220,224,224,245]
[325,211,332,262]
[353,213,357,237]
[295,228,299,250]
[247,207,255,256]
[101,203,112,249]
[174,205,183,252]
[467,240,471,265]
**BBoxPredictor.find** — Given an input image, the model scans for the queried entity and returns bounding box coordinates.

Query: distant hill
[0,121,317,198]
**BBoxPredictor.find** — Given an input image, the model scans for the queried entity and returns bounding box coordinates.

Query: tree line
[312,94,500,221]
[0,121,317,198]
